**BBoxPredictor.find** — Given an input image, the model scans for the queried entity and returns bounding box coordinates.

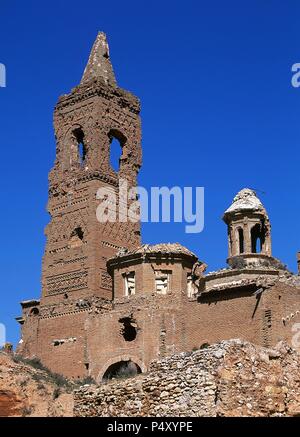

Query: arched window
[30,307,39,316]
[102,360,141,381]
[108,129,126,172]
[110,137,122,171]
[251,223,263,253]
[238,228,244,254]
[72,128,86,166]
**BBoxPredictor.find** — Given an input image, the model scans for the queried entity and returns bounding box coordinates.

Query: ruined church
[17,33,300,381]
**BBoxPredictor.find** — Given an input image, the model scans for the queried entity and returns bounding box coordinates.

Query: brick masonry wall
[74,339,300,417]
[17,33,300,386]
[18,280,300,382]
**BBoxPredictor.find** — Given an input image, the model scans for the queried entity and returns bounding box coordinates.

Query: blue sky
[1,0,300,345]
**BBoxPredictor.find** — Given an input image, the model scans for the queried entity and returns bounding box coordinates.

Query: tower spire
[81,32,117,86]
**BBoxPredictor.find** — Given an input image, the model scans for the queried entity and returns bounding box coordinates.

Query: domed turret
[223,188,272,266]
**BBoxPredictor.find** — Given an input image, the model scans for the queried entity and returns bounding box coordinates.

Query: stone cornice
[55,78,140,115]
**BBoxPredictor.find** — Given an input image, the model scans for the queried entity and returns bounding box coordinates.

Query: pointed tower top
[81,32,117,86]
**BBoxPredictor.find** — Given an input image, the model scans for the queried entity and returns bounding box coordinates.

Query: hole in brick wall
[71,227,84,240]
[119,317,137,341]
[64,293,68,299]
[30,307,39,316]
[199,342,210,350]
[69,227,84,248]
[102,360,141,381]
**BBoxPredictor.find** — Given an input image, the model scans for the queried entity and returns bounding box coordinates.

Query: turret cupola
[223,188,272,267]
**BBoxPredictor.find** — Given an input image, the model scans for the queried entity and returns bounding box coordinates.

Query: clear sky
[1,0,300,345]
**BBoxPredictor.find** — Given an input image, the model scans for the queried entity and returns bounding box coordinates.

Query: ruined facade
[17,33,300,382]
[74,340,300,417]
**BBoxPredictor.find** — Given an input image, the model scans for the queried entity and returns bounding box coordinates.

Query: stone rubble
[74,339,300,417]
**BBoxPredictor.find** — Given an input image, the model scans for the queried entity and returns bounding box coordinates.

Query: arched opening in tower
[108,129,126,172]
[30,307,39,316]
[73,128,86,166]
[238,228,244,254]
[110,137,122,171]
[102,360,141,381]
[251,223,264,253]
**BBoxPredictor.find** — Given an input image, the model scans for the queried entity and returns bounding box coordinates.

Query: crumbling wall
[74,339,300,417]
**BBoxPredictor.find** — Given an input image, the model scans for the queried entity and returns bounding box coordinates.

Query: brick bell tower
[42,32,142,305]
